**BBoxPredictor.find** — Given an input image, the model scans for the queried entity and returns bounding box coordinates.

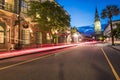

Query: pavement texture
[107,41,120,51]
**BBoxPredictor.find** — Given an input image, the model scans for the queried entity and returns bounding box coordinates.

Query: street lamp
[17,0,21,49]
[73,33,78,38]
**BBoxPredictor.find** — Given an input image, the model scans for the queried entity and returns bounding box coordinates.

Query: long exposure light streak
[0,44,78,59]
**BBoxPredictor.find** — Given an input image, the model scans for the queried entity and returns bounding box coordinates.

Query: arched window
[0,26,4,43]
[22,29,30,45]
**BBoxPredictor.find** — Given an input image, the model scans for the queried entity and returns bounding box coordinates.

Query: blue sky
[56,0,120,36]
[56,0,120,27]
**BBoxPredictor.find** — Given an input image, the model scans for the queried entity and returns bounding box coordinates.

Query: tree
[28,1,70,31]
[101,5,120,45]
[71,27,77,34]
[27,1,70,44]
[112,23,120,39]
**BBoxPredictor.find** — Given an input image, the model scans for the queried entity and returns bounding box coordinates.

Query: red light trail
[0,44,78,59]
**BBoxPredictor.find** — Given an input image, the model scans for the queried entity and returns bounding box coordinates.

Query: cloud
[77,24,107,36]
[77,25,94,36]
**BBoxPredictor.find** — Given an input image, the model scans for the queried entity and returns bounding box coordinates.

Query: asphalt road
[0,43,119,80]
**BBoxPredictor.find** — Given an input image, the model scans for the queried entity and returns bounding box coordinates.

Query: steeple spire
[95,8,100,21]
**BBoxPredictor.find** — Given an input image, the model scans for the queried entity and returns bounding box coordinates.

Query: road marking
[0,54,54,71]
[101,48,120,80]
[0,47,73,71]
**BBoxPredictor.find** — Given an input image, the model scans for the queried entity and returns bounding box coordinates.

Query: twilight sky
[56,0,120,27]
[56,0,120,36]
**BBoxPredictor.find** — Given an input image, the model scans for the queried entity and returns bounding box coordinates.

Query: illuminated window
[4,0,14,11]
[22,29,30,45]
[0,0,4,9]
[0,26,4,43]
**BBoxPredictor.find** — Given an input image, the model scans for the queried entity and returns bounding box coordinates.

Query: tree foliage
[71,27,77,34]
[27,1,70,32]
[112,23,120,38]
[101,5,120,45]
[101,5,120,19]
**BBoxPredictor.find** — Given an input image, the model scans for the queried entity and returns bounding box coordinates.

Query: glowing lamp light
[29,28,33,33]
[73,33,78,38]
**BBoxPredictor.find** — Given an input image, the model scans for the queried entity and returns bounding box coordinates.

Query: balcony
[0,2,14,13]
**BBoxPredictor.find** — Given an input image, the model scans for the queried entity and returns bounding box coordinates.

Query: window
[0,0,4,9]
[0,26,4,43]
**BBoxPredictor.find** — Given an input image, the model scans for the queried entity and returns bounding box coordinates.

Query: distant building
[103,20,120,41]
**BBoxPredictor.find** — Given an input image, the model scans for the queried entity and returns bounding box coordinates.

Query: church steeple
[94,8,101,34]
[95,8,100,21]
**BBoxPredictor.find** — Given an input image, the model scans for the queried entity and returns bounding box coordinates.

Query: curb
[111,46,120,51]
[108,45,120,51]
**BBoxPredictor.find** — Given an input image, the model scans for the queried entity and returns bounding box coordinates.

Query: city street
[0,42,119,80]
[1,0,120,80]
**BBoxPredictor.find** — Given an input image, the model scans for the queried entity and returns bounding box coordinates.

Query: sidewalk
[111,44,120,51]
[107,41,120,51]
[0,44,78,59]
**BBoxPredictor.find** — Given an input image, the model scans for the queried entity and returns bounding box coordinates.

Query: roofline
[112,19,120,22]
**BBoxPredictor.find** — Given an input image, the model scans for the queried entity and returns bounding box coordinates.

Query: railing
[0,1,28,14]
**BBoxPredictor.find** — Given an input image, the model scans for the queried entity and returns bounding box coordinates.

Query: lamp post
[17,0,21,49]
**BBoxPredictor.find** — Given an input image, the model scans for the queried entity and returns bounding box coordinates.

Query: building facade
[0,0,70,51]
[0,0,19,51]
